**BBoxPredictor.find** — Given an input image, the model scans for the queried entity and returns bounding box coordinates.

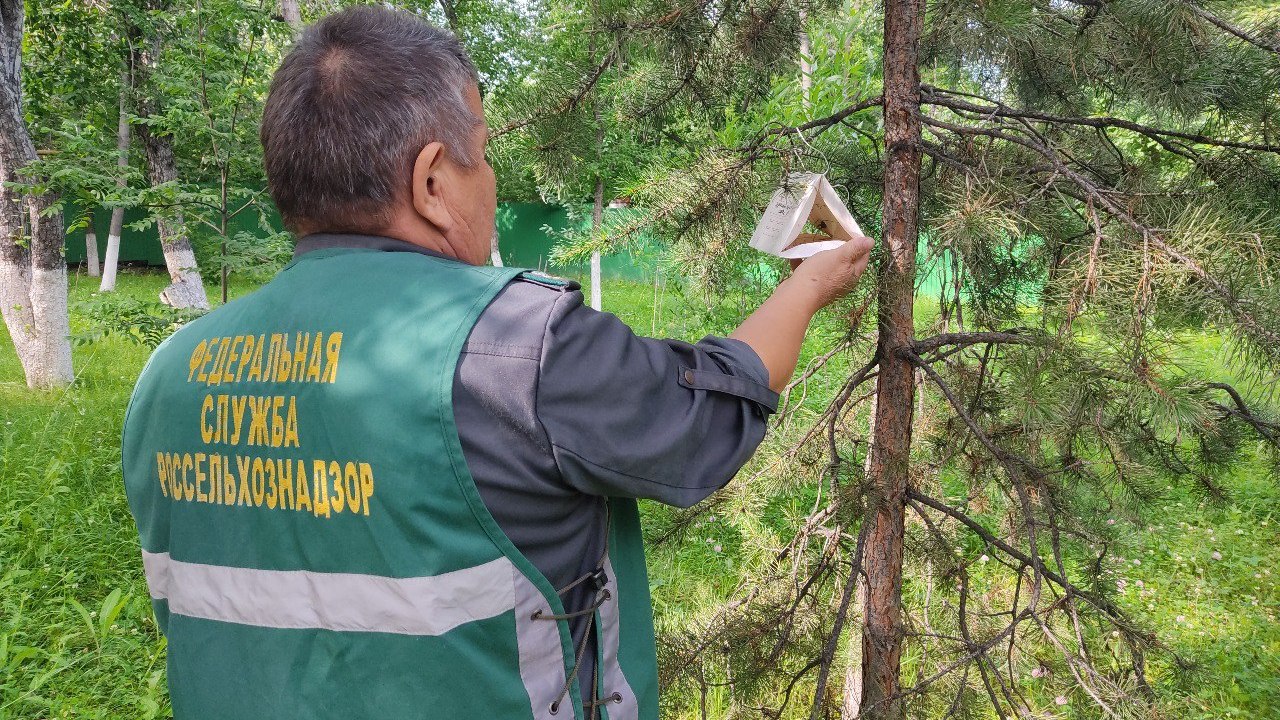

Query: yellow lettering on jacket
[343,462,360,514]
[311,460,331,518]
[246,334,266,382]
[189,341,207,382]
[323,333,343,383]
[223,336,242,384]
[251,457,266,507]
[155,452,169,497]
[235,334,254,382]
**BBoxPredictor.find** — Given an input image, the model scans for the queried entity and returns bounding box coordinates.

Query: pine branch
[921,86,1280,156]
[759,94,883,139]
[1208,381,1280,444]
[1186,1,1280,54]
[906,489,1159,648]
[911,329,1044,356]
[920,113,1280,353]
[491,46,617,139]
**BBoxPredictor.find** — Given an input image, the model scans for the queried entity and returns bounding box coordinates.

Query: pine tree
[504,0,1280,716]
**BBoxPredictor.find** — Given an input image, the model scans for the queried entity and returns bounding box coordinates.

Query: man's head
[261,6,496,265]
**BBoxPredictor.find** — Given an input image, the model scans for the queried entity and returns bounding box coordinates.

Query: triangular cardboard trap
[749,172,864,259]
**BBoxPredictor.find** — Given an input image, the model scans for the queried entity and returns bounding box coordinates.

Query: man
[121,7,873,720]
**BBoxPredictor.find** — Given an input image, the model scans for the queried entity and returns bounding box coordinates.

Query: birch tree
[100,66,132,293]
[0,0,72,388]
[280,0,302,30]
[132,26,209,311]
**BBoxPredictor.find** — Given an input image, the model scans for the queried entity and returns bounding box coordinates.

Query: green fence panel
[64,201,661,281]
[64,202,1016,295]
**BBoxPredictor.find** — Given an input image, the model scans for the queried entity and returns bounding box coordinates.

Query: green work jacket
[122,247,659,719]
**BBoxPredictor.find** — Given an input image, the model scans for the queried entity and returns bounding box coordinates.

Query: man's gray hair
[261,6,480,233]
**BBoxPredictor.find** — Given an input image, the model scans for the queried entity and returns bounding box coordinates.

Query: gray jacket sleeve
[536,288,778,507]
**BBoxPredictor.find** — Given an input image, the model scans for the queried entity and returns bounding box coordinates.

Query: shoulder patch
[517,271,581,292]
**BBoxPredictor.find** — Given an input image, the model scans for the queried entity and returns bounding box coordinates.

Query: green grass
[1,268,1277,718]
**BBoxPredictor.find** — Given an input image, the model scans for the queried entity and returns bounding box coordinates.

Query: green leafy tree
[0,0,74,388]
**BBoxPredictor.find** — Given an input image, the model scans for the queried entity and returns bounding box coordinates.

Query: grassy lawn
[0,267,1276,719]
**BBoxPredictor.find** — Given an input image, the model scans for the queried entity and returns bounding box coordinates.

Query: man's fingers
[838,234,874,260]
[783,233,835,254]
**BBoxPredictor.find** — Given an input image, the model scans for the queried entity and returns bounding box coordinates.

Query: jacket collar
[292,233,461,263]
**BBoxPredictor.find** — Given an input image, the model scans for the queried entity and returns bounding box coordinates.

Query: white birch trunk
[490,227,503,266]
[154,223,208,309]
[136,38,209,310]
[100,71,130,293]
[280,0,302,30]
[799,8,813,113]
[590,177,604,311]
[0,0,73,388]
[842,382,878,719]
[85,211,100,277]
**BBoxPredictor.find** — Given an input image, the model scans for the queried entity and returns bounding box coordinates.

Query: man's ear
[411,141,453,232]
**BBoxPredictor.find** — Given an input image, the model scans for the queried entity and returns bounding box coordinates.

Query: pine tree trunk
[100,69,130,293]
[0,0,73,389]
[133,39,209,311]
[85,209,100,277]
[858,2,924,718]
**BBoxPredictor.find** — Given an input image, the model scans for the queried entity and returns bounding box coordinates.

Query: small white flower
[979,554,989,563]
[1132,559,1141,566]
[1055,696,1068,706]
[713,544,722,553]
[1211,551,1222,561]
[1176,615,1186,623]
[1031,667,1045,678]
[1107,518,1116,525]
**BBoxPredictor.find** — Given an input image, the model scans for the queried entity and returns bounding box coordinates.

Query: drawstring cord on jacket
[534,508,623,718]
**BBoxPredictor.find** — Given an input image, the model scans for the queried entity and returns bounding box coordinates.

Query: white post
[85,210,100,277]
[590,177,604,311]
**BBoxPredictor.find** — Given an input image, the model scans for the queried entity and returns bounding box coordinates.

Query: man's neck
[377,216,471,263]
[292,232,461,263]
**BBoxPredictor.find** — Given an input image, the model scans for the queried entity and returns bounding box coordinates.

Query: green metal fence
[63,202,657,281]
[62,203,1006,297]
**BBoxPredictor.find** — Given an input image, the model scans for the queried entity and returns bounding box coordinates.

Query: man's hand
[784,233,875,312]
[731,233,876,392]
